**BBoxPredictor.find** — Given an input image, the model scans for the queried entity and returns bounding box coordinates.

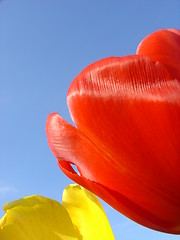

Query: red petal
[46,112,180,233]
[67,56,180,183]
[46,112,122,185]
[168,28,180,36]
[46,56,180,233]
[136,29,180,81]
[58,161,180,234]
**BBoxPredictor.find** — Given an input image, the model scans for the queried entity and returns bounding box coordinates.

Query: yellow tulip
[0,184,115,240]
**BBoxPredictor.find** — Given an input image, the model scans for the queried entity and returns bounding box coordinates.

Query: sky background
[0,1,180,239]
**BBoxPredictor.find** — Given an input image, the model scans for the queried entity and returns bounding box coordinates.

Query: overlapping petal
[137,28,180,80]
[0,195,80,240]
[62,184,115,240]
[46,29,180,234]
[0,184,114,239]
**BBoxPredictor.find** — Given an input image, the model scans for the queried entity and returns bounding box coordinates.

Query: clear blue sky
[0,1,180,239]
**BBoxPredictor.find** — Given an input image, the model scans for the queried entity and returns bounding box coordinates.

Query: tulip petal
[168,28,180,36]
[59,164,180,234]
[0,195,81,240]
[136,29,180,80]
[46,113,124,187]
[62,184,115,240]
[46,56,180,233]
[67,56,180,195]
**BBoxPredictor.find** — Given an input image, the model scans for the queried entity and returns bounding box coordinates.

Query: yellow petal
[0,195,81,240]
[62,184,115,240]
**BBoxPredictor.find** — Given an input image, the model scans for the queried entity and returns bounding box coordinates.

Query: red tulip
[46,29,180,234]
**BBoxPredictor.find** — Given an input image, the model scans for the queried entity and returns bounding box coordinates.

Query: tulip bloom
[0,184,114,239]
[46,29,180,234]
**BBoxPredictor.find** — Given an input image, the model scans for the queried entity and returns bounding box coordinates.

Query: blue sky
[0,1,180,239]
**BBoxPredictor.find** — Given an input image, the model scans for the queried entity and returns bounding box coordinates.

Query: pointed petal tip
[45,112,67,143]
[46,112,62,125]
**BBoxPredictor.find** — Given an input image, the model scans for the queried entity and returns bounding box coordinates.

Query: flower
[0,184,115,239]
[46,29,180,234]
